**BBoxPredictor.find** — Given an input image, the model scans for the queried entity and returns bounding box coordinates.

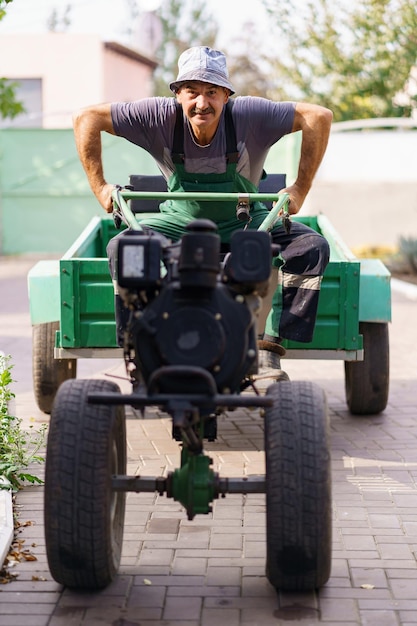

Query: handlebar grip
[113,211,122,229]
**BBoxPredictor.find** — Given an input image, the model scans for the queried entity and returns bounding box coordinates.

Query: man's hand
[97,183,116,213]
[277,184,305,215]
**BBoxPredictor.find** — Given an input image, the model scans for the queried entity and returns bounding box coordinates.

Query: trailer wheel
[264,380,332,591]
[44,378,126,590]
[32,322,77,414]
[345,322,389,415]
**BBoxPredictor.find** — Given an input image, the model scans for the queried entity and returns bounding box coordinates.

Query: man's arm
[72,103,116,213]
[281,102,333,215]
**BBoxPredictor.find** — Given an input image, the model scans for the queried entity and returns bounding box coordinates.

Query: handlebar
[111,187,290,234]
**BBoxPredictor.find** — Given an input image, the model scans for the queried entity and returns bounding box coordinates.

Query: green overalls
[136,101,273,243]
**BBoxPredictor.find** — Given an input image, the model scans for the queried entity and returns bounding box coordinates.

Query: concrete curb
[0,351,14,568]
[391,277,417,301]
[0,478,13,568]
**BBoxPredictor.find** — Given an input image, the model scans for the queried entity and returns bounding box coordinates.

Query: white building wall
[317,128,417,183]
[302,127,417,249]
[103,46,154,102]
[0,33,155,128]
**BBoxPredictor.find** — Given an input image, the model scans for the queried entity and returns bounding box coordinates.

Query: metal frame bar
[112,474,266,495]
[111,188,290,233]
[55,347,364,361]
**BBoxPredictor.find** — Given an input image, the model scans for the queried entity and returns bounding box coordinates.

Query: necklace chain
[190,132,211,148]
[187,120,211,148]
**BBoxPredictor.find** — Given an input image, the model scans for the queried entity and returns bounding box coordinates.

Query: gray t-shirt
[111,96,296,187]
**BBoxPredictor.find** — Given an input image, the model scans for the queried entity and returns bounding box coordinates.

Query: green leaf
[262,0,417,121]
[0,354,46,490]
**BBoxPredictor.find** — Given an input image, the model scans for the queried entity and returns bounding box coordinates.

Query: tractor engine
[116,219,272,394]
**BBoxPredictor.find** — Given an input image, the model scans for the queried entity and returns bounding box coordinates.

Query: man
[73,46,332,369]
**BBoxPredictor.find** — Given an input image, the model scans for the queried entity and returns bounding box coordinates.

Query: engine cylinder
[178,220,220,289]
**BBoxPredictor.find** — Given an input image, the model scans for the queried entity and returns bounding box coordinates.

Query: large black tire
[264,380,332,591]
[44,378,126,590]
[345,322,389,415]
[32,322,77,414]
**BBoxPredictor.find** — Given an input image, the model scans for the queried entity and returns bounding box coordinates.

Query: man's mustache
[191,107,214,115]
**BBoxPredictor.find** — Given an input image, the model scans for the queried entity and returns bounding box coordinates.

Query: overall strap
[224,100,239,164]
[172,100,238,164]
[172,100,184,163]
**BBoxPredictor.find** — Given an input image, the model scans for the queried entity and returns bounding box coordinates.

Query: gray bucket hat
[170,46,235,94]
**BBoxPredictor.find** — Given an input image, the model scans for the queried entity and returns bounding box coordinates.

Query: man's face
[176,81,229,137]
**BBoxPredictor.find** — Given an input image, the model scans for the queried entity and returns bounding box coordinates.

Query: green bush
[0,355,46,491]
[398,237,417,274]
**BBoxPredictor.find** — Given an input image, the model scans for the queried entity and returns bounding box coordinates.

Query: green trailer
[28,196,390,415]
[27,185,390,594]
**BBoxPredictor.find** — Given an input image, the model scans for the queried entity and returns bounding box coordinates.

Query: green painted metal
[317,214,356,262]
[358,259,391,322]
[112,188,289,235]
[33,185,390,355]
[27,260,61,325]
[62,216,105,259]
[54,213,375,354]
[171,448,216,519]
[257,193,290,232]
[119,190,286,203]
[56,217,126,348]
[60,258,116,348]
[274,260,362,352]
[317,213,391,323]
[112,189,144,231]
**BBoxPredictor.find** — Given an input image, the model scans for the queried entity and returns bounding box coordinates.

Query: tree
[0,0,24,120]
[136,0,272,98]
[261,0,417,121]
[46,4,71,32]
[145,1,272,98]
[123,0,271,98]
[146,0,218,96]
[0,0,12,20]
[223,22,272,97]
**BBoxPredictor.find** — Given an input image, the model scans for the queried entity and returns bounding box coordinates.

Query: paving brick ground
[1,255,417,625]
